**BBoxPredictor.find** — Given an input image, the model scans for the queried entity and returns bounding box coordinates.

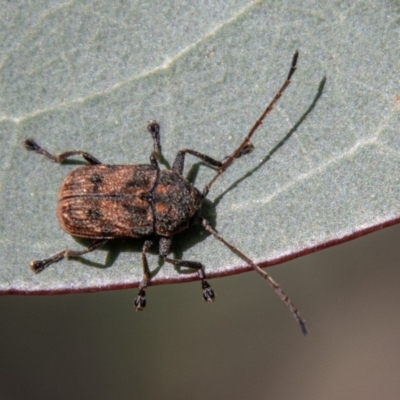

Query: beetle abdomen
[57,164,157,238]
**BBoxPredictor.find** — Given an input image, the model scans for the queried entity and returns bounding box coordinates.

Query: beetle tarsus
[24,138,40,152]
[30,259,48,273]
[202,280,215,303]
[222,142,255,163]
[134,289,147,311]
[147,120,162,157]
[23,138,58,162]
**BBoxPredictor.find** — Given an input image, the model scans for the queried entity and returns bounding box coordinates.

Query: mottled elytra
[24,51,307,335]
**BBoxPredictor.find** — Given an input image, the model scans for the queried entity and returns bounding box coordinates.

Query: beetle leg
[159,237,215,303]
[23,139,102,165]
[134,239,154,311]
[29,239,108,273]
[172,144,254,176]
[172,149,222,175]
[147,120,162,158]
[149,152,159,170]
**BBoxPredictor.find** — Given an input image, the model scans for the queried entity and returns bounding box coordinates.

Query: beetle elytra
[24,51,307,335]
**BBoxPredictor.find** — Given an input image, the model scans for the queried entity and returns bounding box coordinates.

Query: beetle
[24,51,307,335]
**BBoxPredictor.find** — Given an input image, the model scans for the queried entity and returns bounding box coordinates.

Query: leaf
[1,1,399,295]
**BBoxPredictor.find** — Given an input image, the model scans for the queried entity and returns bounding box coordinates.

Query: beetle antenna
[203,51,299,196]
[201,217,308,336]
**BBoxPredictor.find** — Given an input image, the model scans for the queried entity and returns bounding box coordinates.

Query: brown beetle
[24,51,307,335]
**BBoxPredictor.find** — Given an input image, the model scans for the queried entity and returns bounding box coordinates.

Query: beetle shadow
[65,77,325,275]
[213,76,326,208]
[69,237,168,281]
[172,76,326,255]
[155,153,171,170]
[58,159,89,166]
[70,237,143,269]
[168,197,216,264]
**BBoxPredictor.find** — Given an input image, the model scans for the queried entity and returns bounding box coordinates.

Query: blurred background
[2,223,400,399]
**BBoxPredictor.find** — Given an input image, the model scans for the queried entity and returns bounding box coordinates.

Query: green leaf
[1,1,399,295]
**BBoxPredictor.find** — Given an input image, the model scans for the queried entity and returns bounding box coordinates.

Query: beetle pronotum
[24,51,307,335]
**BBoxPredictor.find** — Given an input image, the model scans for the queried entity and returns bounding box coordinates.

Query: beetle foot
[30,259,49,273]
[202,280,215,303]
[147,120,161,157]
[23,138,40,152]
[134,289,147,311]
